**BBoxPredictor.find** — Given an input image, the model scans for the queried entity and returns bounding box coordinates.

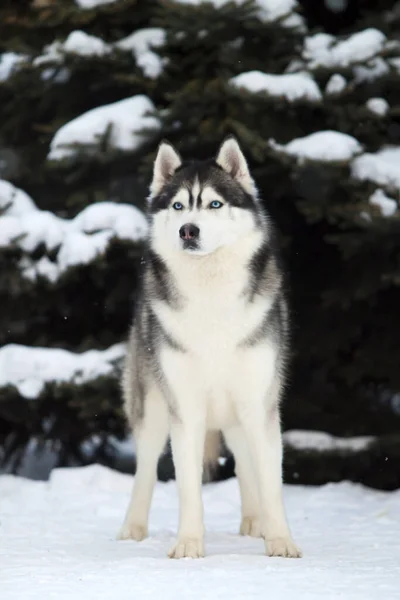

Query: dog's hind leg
[117,388,168,542]
[223,426,262,538]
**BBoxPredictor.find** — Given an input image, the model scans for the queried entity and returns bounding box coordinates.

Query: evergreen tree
[0,0,399,488]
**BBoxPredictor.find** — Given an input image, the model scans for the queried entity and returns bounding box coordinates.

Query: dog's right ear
[150,141,182,197]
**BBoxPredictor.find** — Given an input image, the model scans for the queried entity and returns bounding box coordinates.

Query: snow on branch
[283,430,375,452]
[230,71,322,102]
[0,180,148,281]
[114,29,166,79]
[0,52,28,81]
[352,147,400,192]
[47,95,160,162]
[171,0,301,25]
[74,0,119,8]
[33,28,166,80]
[0,343,125,400]
[303,29,387,70]
[269,130,363,163]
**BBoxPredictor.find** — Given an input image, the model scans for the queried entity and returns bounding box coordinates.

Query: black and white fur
[118,137,301,559]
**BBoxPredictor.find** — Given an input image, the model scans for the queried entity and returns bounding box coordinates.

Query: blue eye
[210,200,223,209]
[172,202,183,210]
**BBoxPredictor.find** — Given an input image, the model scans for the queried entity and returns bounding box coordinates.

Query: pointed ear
[216,137,255,194]
[150,141,182,197]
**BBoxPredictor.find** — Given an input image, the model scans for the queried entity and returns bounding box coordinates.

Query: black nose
[179,223,200,240]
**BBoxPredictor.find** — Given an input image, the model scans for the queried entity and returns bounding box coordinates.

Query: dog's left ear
[150,141,182,197]
[216,137,255,194]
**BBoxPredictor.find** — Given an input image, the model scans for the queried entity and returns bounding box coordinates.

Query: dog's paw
[168,537,204,559]
[265,537,302,558]
[117,522,148,542]
[240,516,263,538]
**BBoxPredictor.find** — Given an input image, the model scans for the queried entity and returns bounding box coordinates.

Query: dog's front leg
[168,419,206,559]
[241,401,302,558]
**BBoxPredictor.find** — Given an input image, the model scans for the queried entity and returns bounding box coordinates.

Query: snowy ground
[1,465,400,599]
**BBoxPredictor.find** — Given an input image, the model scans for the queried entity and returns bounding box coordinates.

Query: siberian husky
[118,137,301,559]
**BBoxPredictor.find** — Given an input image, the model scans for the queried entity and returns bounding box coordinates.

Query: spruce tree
[0,0,399,488]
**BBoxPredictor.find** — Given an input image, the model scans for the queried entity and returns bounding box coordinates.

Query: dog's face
[148,138,263,257]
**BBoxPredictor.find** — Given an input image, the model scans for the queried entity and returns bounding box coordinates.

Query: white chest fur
[152,242,276,429]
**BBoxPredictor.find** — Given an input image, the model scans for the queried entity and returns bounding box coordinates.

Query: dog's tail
[203,431,221,483]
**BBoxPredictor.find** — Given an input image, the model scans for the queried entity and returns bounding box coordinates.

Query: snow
[325,73,347,95]
[353,57,390,83]
[283,430,374,452]
[0,210,66,252]
[0,52,26,81]
[0,343,124,399]
[0,179,37,216]
[172,0,299,24]
[20,256,60,283]
[56,229,114,273]
[230,71,321,102]
[63,30,110,57]
[75,0,119,8]
[73,201,148,239]
[352,147,400,191]
[0,185,148,280]
[270,131,363,163]
[34,31,110,67]
[115,28,166,79]
[48,95,159,161]
[388,57,400,73]
[366,97,389,116]
[1,464,400,599]
[368,189,397,217]
[303,29,387,69]
[34,28,166,78]
[255,0,298,22]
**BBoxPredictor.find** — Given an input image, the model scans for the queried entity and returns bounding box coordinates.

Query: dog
[118,137,301,559]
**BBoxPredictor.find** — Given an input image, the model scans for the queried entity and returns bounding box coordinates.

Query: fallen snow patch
[283,430,375,452]
[270,130,363,163]
[303,29,386,69]
[352,147,400,191]
[115,28,166,79]
[0,52,27,81]
[0,343,125,399]
[366,97,389,116]
[230,71,321,102]
[48,95,159,161]
[1,464,400,599]
[368,189,397,217]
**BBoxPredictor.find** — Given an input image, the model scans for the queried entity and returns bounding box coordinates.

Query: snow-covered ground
[1,464,400,599]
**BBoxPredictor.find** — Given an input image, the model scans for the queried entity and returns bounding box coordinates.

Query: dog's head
[147,137,264,257]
